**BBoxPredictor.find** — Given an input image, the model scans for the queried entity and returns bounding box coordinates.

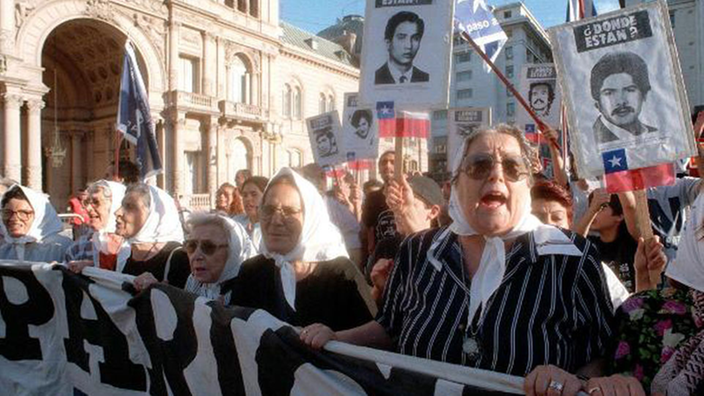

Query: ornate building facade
[0,0,360,206]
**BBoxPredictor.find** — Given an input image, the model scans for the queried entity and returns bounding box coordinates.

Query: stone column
[216,37,226,98]
[155,119,166,189]
[202,32,216,97]
[26,99,45,189]
[0,0,14,53]
[71,132,83,192]
[207,117,218,194]
[168,21,181,91]
[3,93,23,181]
[171,112,186,196]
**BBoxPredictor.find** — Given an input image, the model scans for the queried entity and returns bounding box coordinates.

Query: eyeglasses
[1,209,34,221]
[259,205,303,222]
[184,239,228,255]
[461,153,530,182]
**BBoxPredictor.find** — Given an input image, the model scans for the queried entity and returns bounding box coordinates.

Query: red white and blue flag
[566,0,597,21]
[601,149,675,193]
[376,101,396,137]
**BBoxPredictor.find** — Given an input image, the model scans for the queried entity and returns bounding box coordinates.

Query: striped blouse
[376,226,616,376]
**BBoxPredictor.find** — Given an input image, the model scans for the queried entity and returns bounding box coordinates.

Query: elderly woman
[65,180,130,272]
[301,125,643,395]
[0,185,72,262]
[114,184,190,290]
[229,168,376,331]
[234,176,268,249]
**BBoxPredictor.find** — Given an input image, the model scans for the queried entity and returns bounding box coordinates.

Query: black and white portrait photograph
[447,107,491,171]
[549,1,696,179]
[342,93,379,161]
[359,0,453,109]
[516,64,562,135]
[306,111,345,167]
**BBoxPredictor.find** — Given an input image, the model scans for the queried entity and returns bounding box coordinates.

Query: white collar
[599,115,646,143]
[387,61,413,84]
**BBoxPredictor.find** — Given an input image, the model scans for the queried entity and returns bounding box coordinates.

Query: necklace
[459,244,482,362]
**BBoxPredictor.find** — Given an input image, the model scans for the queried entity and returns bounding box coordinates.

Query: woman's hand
[589,189,611,214]
[525,365,582,396]
[300,323,337,350]
[634,236,666,292]
[133,272,159,292]
[67,260,93,274]
[585,374,645,396]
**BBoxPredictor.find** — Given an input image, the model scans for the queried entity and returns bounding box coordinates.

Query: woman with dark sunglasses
[181,213,253,304]
[227,167,376,331]
[300,125,644,395]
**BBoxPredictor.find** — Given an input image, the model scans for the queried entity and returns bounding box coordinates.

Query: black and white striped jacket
[376,226,616,376]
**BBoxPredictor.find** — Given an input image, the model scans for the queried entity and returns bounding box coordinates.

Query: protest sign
[549,0,696,179]
[0,261,525,395]
[447,107,491,170]
[306,111,345,167]
[516,64,562,140]
[342,93,379,162]
[359,0,454,110]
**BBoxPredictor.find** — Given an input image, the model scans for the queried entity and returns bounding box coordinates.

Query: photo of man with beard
[590,51,657,145]
[529,81,555,118]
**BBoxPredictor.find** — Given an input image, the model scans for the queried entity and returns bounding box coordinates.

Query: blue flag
[602,148,629,174]
[116,42,163,180]
[454,0,508,70]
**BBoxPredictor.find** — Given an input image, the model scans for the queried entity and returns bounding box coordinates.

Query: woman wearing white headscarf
[301,125,644,395]
[229,168,375,331]
[65,180,130,272]
[0,184,72,262]
[114,183,190,290]
[179,213,254,304]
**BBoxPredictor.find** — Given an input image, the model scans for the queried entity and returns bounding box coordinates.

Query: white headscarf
[88,180,131,270]
[259,167,349,310]
[128,185,184,244]
[428,135,581,323]
[185,215,254,302]
[665,193,704,292]
[0,184,65,261]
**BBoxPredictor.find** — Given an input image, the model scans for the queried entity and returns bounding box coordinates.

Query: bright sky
[280,0,623,35]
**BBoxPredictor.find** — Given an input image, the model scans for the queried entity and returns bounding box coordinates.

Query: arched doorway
[40,19,148,206]
[228,137,251,181]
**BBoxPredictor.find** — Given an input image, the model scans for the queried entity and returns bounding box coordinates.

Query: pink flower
[661,346,675,364]
[661,300,687,315]
[614,341,631,359]
[621,297,645,313]
[654,319,673,336]
[634,364,644,381]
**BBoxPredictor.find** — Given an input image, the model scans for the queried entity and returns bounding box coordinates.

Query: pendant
[462,337,479,357]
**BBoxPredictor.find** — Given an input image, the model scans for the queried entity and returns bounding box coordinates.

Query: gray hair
[125,183,151,210]
[86,181,113,202]
[451,123,539,183]
[187,213,231,242]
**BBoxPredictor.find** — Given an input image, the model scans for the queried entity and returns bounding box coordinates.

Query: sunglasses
[184,239,228,255]
[1,209,34,221]
[461,153,530,182]
[260,205,303,221]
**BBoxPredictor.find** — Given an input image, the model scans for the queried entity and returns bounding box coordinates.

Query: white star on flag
[380,106,391,115]
[608,155,622,168]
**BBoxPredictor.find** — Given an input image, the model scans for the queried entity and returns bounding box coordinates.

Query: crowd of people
[1,112,703,395]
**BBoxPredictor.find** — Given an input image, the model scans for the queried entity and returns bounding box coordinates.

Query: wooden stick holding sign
[394,136,404,181]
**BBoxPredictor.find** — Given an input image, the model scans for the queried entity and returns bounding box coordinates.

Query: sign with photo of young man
[342,93,379,161]
[549,0,696,179]
[306,111,345,167]
[359,0,454,110]
[447,107,491,171]
[515,64,562,134]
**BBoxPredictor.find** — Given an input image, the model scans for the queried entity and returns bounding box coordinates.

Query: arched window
[228,56,250,104]
[237,0,246,13]
[319,93,327,114]
[283,84,292,117]
[249,0,259,17]
[327,95,335,111]
[293,87,302,119]
[288,149,302,168]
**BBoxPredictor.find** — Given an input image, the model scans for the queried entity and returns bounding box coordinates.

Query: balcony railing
[184,193,212,212]
[168,91,217,113]
[219,100,264,122]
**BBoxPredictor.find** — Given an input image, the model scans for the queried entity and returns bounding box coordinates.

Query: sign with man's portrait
[549,1,696,178]
[306,111,345,167]
[515,64,562,132]
[447,107,491,171]
[358,0,454,110]
[342,93,379,162]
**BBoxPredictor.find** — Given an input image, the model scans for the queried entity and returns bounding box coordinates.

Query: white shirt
[387,62,413,84]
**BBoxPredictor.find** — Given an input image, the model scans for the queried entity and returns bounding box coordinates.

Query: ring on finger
[548,380,564,392]
[588,387,601,394]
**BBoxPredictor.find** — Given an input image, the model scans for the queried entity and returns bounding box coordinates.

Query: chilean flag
[601,149,675,193]
[376,102,430,138]
[376,101,396,138]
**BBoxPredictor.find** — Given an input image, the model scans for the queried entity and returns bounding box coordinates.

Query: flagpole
[459,31,559,149]
[114,130,122,182]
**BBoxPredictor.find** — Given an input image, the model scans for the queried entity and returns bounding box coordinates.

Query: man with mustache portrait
[529,81,554,118]
[590,51,657,145]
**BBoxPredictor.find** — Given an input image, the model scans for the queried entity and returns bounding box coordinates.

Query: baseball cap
[407,175,444,207]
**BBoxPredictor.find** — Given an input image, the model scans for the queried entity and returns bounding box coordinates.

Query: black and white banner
[0,261,524,395]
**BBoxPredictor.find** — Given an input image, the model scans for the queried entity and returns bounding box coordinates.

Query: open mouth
[479,191,507,209]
